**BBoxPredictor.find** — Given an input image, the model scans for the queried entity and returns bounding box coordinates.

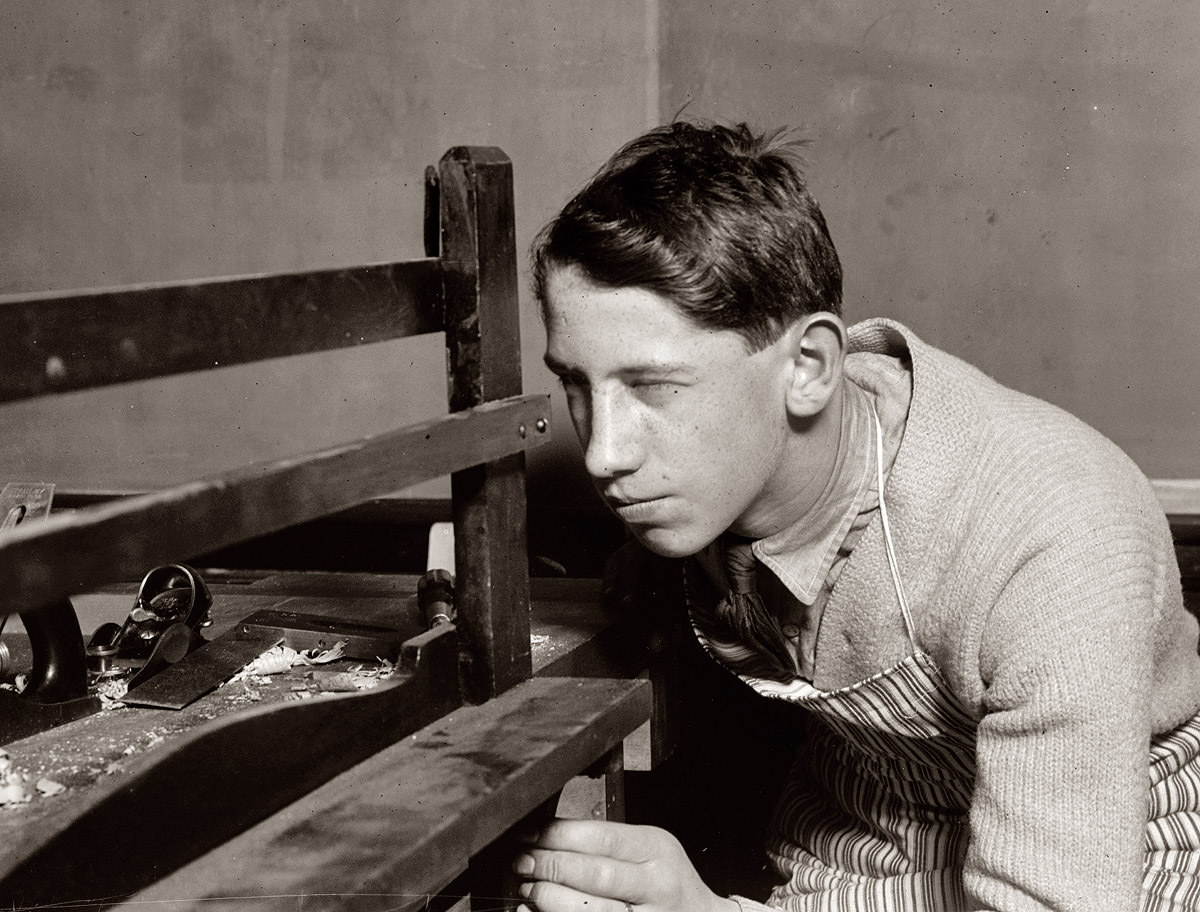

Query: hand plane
[0,482,102,744]
[1,480,219,743]
[119,567,452,710]
[85,563,214,693]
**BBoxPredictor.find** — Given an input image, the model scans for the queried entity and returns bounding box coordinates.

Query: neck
[733,378,866,539]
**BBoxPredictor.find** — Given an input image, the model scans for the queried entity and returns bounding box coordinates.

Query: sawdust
[0,750,31,806]
[0,652,397,819]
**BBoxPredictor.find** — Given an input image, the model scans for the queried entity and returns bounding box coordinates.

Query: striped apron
[1145,719,1200,909]
[685,417,1200,910]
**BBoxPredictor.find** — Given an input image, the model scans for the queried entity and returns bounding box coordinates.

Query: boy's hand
[513,818,739,912]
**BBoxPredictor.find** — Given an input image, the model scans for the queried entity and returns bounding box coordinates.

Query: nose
[582,388,642,480]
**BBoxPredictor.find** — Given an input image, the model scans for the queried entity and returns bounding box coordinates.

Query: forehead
[542,266,686,330]
[542,266,747,370]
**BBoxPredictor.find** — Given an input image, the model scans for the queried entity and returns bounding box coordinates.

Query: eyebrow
[543,354,697,378]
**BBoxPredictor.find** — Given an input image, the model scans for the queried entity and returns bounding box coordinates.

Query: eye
[556,373,586,393]
[631,379,682,404]
[554,374,592,410]
[631,372,685,389]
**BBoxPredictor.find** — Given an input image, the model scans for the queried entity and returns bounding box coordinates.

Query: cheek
[672,404,779,492]
[710,400,786,490]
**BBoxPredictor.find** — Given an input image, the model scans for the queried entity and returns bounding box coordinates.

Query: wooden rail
[0,260,442,402]
[0,394,550,616]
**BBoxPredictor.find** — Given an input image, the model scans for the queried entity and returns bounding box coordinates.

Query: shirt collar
[750,380,877,605]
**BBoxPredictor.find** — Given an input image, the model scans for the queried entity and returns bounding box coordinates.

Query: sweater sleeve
[963,502,1171,911]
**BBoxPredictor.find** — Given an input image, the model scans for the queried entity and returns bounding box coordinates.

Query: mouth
[606,496,668,524]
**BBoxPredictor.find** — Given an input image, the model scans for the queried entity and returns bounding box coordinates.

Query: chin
[629,524,716,560]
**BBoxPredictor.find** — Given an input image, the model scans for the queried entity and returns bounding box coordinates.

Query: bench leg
[595,742,626,823]
[467,742,628,910]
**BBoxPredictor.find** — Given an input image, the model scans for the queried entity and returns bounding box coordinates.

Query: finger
[515,845,637,898]
[519,878,630,912]
[530,818,671,863]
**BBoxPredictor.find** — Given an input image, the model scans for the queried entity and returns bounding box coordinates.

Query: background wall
[0,0,656,498]
[660,0,1200,478]
[2,0,1197,503]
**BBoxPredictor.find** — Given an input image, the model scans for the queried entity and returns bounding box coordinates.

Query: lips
[608,496,668,524]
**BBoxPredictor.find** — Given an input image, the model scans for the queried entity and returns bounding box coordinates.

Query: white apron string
[873,408,919,653]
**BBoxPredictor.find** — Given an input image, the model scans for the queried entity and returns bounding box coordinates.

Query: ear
[781,312,847,418]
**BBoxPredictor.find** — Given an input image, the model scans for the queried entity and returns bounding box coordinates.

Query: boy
[515,121,1200,911]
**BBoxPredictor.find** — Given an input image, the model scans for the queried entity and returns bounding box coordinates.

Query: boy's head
[534,122,851,556]
[531,120,843,351]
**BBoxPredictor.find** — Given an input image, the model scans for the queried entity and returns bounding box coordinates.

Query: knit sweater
[726,319,1200,911]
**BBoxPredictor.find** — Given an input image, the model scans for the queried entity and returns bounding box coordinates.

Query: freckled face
[542,266,794,558]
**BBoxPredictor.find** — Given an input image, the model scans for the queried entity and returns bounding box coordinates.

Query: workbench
[1,573,653,910]
[0,146,657,910]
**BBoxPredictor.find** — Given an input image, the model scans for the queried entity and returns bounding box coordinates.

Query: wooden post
[438,146,534,703]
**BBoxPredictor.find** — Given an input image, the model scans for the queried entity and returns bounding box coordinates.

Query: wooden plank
[1154,478,1200,526]
[1176,545,1200,583]
[439,147,522,412]
[0,394,551,616]
[0,626,464,910]
[0,577,637,862]
[116,677,652,912]
[424,164,441,258]
[453,456,533,702]
[439,147,533,702]
[0,259,442,402]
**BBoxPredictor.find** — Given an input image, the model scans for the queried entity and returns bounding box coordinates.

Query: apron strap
[873,408,919,652]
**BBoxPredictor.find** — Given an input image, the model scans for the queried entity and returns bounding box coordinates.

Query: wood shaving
[35,777,66,797]
[282,658,397,700]
[229,641,348,681]
[0,750,31,807]
[0,781,30,806]
[0,673,28,694]
[96,677,129,708]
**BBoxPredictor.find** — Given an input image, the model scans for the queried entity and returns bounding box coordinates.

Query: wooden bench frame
[0,147,651,910]
[0,147,539,703]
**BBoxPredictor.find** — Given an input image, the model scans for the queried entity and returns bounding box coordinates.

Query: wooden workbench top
[1,575,643,858]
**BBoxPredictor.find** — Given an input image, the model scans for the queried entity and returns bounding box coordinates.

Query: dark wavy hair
[531,120,843,350]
